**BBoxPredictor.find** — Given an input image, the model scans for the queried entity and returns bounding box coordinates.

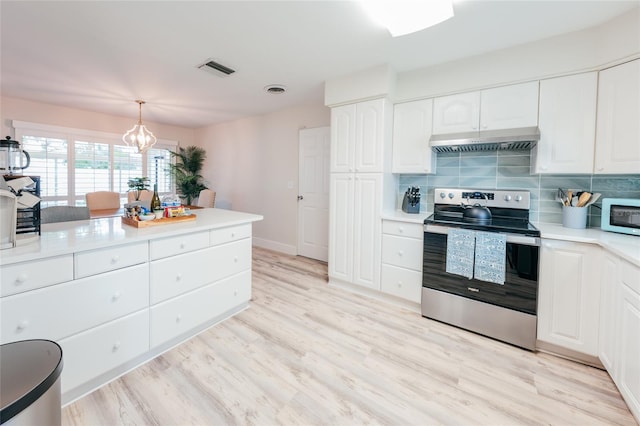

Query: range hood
[429,127,540,153]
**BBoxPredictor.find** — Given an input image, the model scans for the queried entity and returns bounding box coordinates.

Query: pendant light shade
[123,100,157,153]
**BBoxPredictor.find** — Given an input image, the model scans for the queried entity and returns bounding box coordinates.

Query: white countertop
[534,223,640,267]
[381,210,431,224]
[0,208,263,266]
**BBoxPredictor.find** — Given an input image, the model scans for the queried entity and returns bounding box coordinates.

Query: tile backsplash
[398,151,640,226]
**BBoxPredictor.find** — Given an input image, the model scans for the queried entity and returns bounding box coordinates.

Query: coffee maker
[1,136,31,175]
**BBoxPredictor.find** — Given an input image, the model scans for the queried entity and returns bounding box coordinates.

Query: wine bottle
[151,183,161,211]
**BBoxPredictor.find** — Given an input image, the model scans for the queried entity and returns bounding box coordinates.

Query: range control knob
[515,195,523,202]
[439,192,446,199]
[504,195,512,202]
[448,192,454,199]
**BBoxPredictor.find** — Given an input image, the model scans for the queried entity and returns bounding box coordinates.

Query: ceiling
[1,1,638,129]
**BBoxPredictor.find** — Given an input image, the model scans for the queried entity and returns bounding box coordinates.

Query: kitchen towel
[474,231,506,285]
[445,228,476,279]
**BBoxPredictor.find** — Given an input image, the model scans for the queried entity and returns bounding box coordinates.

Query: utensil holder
[562,206,588,229]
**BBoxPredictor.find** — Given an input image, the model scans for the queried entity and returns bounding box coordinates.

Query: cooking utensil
[557,188,569,206]
[576,191,591,207]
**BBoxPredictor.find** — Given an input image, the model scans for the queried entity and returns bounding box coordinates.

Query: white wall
[395,6,640,102]
[0,96,195,144]
[194,103,330,254]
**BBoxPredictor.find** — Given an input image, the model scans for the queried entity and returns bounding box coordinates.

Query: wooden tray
[121,214,197,228]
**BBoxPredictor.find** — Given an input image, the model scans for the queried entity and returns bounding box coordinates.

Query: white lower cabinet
[0,264,149,344]
[600,257,640,421]
[150,270,251,347]
[59,310,149,393]
[537,239,601,356]
[380,220,423,303]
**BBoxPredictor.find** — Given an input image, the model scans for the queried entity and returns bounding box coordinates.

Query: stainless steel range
[422,188,540,350]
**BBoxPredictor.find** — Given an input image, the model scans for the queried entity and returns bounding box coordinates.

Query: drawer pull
[111,255,120,264]
[17,320,29,331]
[15,273,28,284]
[397,281,403,288]
[231,232,236,238]
[112,341,121,352]
[468,287,480,293]
[176,273,183,282]
[180,242,186,249]
[176,314,182,322]
[234,257,238,263]
[398,227,404,233]
[397,251,404,257]
[112,291,121,301]
[234,289,238,296]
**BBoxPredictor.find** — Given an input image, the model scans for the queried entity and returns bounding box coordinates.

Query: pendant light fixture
[123,100,157,153]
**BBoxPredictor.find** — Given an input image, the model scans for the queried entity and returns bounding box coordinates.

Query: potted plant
[168,146,208,205]
[127,177,150,201]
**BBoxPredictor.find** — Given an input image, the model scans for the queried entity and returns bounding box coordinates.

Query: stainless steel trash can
[1,340,63,425]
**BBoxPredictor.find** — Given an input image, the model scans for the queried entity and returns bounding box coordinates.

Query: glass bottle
[151,183,161,211]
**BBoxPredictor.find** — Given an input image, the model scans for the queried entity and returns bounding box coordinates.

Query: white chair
[197,189,216,208]
[0,189,18,249]
[41,206,90,224]
[85,191,120,210]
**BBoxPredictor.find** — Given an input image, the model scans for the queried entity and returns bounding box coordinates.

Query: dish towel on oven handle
[474,231,506,285]
[445,228,476,279]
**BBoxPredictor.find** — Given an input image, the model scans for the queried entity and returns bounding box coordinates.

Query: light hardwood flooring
[63,247,636,426]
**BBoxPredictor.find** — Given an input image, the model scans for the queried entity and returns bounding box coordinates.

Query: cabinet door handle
[176,273,183,282]
[397,281,403,288]
[112,341,121,352]
[15,273,28,284]
[17,320,29,331]
[176,314,183,322]
[234,257,238,263]
[233,289,238,296]
[112,291,121,301]
[398,251,404,257]
[111,255,120,264]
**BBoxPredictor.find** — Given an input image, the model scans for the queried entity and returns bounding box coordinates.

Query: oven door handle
[424,224,540,247]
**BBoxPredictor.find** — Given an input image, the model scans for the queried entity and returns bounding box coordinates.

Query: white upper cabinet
[432,91,480,134]
[480,81,539,130]
[432,81,539,135]
[595,59,640,174]
[533,72,598,174]
[392,99,436,174]
[330,99,389,173]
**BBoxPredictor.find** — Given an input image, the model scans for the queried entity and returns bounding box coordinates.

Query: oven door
[422,224,540,315]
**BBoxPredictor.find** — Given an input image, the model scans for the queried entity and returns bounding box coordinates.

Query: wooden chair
[197,189,216,208]
[85,191,120,210]
[127,190,153,204]
[41,206,90,224]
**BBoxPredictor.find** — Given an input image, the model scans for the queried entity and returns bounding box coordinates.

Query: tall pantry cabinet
[329,99,393,290]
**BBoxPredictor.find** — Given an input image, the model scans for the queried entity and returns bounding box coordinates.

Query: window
[14,121,177,207]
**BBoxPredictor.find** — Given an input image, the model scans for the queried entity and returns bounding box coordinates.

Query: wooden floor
[63,247,636,426]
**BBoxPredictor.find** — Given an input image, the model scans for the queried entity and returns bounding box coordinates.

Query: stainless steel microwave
[601,198,640,236]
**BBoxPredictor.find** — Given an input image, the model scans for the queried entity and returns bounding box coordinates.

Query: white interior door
[298,127,330,262]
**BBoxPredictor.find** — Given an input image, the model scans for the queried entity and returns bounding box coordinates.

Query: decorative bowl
[139,213,156,221]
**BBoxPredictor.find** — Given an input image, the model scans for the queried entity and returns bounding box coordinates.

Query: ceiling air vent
[197,58,235,77]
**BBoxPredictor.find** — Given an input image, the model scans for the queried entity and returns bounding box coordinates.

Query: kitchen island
[0,208,263,405]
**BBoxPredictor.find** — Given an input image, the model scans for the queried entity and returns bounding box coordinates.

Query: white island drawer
[1,255,73,297]
[59,309,149,394]
[382,234,423,271]
[210,224,251,246]
[1,264,149,344]
[149,231,210,260]
[150,238,251,304]
[150,270,251,348]
[382,220,423,239]
[75,241,148,278]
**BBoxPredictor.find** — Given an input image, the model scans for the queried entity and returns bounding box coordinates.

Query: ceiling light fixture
[264,84,287,94]
[361,0,454,37]
[123,100,157,153]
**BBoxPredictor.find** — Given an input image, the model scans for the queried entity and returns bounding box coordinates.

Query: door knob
[297,195,304,201]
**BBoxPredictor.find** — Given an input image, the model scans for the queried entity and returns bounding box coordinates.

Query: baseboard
[328,278,421,314]
[252,237,297,256]
[536,340,604,369]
